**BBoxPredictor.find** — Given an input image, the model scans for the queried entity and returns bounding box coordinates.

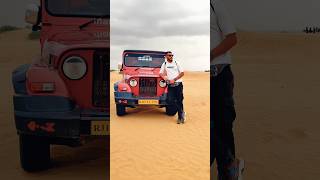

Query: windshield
[124,54,165,68]
[46,0,109,17]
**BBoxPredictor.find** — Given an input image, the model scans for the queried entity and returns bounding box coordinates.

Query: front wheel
[165,105,177,116]
[116,104,126,116]
[19,135,51,172]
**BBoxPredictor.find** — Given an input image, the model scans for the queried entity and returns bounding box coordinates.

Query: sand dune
[110,72,210,180]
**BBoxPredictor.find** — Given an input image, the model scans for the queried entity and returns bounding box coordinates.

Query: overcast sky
[2,1,320,70]
[2,0,320,32]
[110,0,209,71]
[224,0,320,32]
[0,0,38,27]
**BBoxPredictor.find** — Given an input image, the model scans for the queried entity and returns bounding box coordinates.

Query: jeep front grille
[139,78,157,97]
[93,50,109,107]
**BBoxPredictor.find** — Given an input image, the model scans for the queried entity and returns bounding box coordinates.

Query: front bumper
[114,92,168,106]
[13,95,109,145]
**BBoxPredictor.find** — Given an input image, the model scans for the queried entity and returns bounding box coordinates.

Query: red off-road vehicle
[114,50,177,116]
[12,0,109,171]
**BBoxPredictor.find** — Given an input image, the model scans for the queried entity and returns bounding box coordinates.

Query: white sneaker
[228,158,245,180]
[181,112,186,123]
[238,158,245,180]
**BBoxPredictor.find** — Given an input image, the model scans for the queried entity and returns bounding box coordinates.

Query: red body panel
[26,0,109,110]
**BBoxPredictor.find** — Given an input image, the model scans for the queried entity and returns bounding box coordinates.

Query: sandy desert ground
[1,29,320,180]
[110,72,210,180]
[0,30,109,179]
[229,32,320,179]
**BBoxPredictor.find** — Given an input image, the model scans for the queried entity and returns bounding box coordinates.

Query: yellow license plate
[91,121,109,135]
[138,99,159,105]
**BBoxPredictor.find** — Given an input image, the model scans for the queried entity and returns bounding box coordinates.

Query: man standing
[211,0,243,179]
[160,51,186,124]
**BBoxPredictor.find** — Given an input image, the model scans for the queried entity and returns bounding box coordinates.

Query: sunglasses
[167,55,174,57]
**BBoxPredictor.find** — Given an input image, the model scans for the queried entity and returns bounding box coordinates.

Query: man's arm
[173,72,184,82]
[211,0,237,62]
[173,61,184,82]
[210,33,237,62]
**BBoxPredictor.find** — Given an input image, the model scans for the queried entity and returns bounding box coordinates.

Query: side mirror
[25,4,41,30]
[118,62,123,74]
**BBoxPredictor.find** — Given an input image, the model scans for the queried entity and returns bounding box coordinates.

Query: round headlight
[129,79,138,87]
[159,80,167,88]
[62,56,87,80]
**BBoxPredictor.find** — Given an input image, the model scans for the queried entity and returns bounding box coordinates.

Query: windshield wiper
[136,68,158,71]
[79,15,108,30]
[134,66,152,71]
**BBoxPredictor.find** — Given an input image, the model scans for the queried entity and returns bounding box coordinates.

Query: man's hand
[173,72,184,83]
[169,80,175,84]
[160,73,168,80]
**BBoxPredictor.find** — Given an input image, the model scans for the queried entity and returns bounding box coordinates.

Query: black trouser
[210,65,236,178]
[167,83,184,119]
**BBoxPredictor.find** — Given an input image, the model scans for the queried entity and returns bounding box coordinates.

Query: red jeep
[114,50,177,116]
[12,0,109,171]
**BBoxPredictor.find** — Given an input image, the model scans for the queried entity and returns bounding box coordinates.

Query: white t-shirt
[160,60,184,82]
[211,0,236,65]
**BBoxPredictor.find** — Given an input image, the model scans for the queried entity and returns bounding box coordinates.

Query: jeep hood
[42,29,108,58]
[123,68,161,78]
[48,29,108,45]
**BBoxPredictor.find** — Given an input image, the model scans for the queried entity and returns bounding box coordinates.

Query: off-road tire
[116,104,126,116]
[19,134,51,172]
[165,105,177,116]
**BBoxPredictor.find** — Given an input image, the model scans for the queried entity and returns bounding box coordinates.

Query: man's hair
[165,51,173,55]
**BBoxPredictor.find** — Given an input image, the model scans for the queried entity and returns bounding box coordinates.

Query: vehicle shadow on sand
[51,138,109,168]
[18,139,109,180]
[119,106,178,123]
